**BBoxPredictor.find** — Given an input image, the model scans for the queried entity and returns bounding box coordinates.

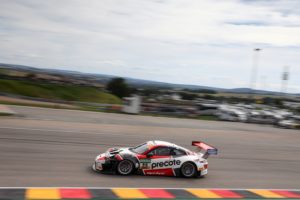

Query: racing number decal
[140,159,151,169]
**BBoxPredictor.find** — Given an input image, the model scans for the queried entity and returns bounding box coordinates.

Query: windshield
[131,143,150,154]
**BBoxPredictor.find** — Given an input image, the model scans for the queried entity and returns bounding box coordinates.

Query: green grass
[0,100,77,110]
[0,79,121,104]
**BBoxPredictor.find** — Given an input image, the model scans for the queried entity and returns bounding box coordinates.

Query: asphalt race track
[0,105,300,188]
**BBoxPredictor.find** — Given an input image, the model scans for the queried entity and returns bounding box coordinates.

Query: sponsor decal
[146,171,164,175]
[151,160,181,169]
[144,168,174,176]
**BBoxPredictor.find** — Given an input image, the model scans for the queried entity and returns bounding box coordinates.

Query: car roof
[147,140,191,152]
[148,140,174,147]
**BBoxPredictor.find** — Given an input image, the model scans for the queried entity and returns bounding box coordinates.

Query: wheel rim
[118,160,133,175]
[182,163,195,177]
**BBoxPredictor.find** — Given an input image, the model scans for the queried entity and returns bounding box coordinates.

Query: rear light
[204,164,208,169]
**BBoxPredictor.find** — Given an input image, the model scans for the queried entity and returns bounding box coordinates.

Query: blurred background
[0,61,299,128]
[0,0,300,190]
[0,0,299,128]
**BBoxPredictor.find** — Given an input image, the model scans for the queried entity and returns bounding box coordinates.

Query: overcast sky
[0,0,300,92]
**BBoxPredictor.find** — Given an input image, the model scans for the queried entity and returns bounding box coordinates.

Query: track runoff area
[1,188,300,199]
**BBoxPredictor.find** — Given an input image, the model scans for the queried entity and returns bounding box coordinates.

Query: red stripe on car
[97,156,105,161]
[115,154,123,161]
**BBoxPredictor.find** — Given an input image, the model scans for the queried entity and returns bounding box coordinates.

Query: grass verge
[0,79,121,104]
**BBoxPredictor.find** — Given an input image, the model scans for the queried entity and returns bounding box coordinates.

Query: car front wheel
[117,160,134,175]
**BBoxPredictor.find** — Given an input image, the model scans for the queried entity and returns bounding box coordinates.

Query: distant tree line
[105,78,295,111]
[183,88,217,94]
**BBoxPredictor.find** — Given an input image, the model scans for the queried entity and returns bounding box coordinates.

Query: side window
[171,148,186,156]
[149,147,171,156]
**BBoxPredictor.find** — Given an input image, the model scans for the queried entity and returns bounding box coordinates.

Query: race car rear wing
[192,141,218,158]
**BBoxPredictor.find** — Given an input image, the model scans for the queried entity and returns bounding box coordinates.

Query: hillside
[0,79,121,104]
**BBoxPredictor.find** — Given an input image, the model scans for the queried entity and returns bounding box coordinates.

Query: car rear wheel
[181,162,196,178]
[117,160,134,175]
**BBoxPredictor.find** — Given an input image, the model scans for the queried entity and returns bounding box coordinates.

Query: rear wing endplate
[192,141,218,158]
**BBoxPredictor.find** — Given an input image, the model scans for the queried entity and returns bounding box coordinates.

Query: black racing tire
[180,162,197,178]
[117,160,134,175]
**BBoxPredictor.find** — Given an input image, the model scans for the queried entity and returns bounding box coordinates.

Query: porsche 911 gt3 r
[92,140,218,178]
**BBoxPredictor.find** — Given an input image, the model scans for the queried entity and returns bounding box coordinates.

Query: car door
[143,146,174,176]
[169,147,187,171]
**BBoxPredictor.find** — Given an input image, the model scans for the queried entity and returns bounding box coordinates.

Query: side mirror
[147,152,154,158]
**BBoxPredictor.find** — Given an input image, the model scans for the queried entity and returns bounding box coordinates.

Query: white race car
[92,140,218,178]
